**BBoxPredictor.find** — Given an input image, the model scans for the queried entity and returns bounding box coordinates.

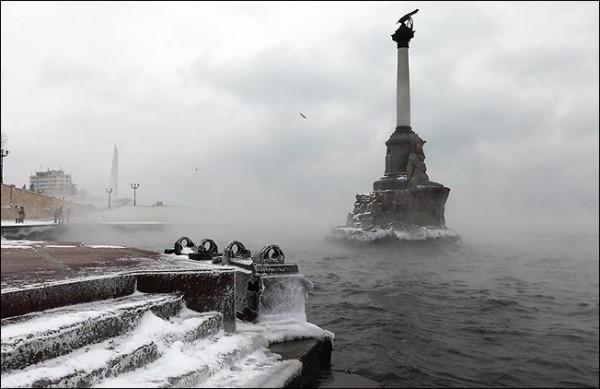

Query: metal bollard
[253,244,285,264]
[188,238,220,261]
[223,240,251,264]
[164,236,195,255]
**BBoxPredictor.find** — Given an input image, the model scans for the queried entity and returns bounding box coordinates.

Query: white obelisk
[110,145,119,198]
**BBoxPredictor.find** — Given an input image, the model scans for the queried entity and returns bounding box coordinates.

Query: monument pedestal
[333,148,457,243]
[347,184,450,231]
[330,11,458,243]
[373,175,408,191]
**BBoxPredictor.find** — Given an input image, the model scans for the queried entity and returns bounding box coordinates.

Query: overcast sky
[1,1,598,237]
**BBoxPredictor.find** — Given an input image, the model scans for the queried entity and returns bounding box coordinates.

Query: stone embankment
[0,239,334,388]
[1,183,94,220]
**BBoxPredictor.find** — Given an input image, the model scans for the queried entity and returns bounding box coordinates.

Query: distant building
[29,169,77,197]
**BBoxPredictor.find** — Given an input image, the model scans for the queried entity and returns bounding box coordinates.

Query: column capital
[392,9,418,48]
[392,24,415,48]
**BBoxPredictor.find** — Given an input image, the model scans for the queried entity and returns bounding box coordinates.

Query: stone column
[392,23,414,128]
[373,19,417,191]
[396,46,411,127]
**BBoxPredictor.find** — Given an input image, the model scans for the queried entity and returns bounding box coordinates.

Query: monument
[109,144,119,198]
[331,10,459,242]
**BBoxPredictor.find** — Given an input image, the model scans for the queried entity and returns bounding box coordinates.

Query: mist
[1,2,598,245]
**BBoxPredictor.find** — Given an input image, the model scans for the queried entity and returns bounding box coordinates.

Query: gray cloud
[1,2,598,239]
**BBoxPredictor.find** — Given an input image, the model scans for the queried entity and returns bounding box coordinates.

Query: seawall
[1,183,95,220]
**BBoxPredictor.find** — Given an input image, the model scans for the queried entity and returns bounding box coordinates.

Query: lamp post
[105,188,113,208]
[130,183,140,206]
[0,149,9,184]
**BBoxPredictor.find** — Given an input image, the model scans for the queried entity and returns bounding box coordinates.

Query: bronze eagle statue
[397,9,419,25]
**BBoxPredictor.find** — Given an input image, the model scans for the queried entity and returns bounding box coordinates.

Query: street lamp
[105,188,113,208]
[130,183,140,206]
[0,148,9,184]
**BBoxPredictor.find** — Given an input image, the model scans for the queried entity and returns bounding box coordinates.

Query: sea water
[58,225,599,388]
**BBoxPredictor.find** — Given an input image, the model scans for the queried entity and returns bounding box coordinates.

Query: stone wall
[1,183,95,220]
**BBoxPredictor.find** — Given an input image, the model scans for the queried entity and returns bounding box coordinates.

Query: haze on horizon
[1,1,598,241]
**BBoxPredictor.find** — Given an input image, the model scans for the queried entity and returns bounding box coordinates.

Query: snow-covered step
[198,349,302,388]
[0,308,223,388]
[93,319,334,388]
[95,331,267,388]
[1,292,184,373]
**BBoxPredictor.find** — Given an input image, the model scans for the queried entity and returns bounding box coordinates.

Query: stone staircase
[0,292,305,388]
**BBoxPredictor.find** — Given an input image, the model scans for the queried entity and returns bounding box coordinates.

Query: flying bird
[299,113,307,119]
[397,9,418,24]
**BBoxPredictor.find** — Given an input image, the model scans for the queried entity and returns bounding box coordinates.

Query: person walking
[54,206,63,223]
[16,206,25,223]
[56,206,64,224]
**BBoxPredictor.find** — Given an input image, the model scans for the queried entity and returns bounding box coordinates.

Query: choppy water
[295,234,599,388]
[59,225,599,388]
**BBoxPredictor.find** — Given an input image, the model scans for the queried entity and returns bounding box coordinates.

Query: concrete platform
[270,338,332,388]
[1,240,237,330]
[1,239,224,290]
[1,238,335,388]
[0,221,168,241]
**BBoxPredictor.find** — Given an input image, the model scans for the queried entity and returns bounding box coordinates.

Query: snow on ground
[0,239,45,249]
[101,221,167,225]
[0,239,128,250]
[0,220,56,227]
[84,245,127,249]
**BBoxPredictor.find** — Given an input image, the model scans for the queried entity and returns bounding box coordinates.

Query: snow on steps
[0,291,334,388]
[198,350,302,388]
[1,308,223,388]
[1,293,184,373]
[94,319,333,388]
[96,331,266,387]
[95,331,302,388]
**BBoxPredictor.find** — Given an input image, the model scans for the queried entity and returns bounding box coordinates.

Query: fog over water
[52,223,599,388]
[2,2,599,387]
